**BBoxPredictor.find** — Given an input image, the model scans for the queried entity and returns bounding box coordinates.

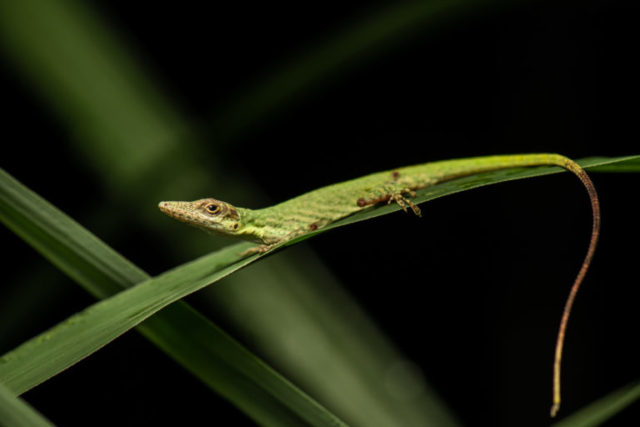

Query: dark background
[1,0,639,426]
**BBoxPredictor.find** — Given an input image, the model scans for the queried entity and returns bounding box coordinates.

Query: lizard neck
[236,207,289,245]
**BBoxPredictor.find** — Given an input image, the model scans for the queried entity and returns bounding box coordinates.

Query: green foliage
[551,381,640,427]
[1,156,639,426]
[0,168,344,427]
[291,156,640,245]
[0,383,54,427]
[1,0,639,426]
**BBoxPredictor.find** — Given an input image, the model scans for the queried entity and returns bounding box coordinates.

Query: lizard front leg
[240,220,328,257]
[357,185,421,216]
[240,243,276,257]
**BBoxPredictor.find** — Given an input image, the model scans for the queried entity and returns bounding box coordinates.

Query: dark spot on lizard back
[392,171,400,180]
[309,223,318,231]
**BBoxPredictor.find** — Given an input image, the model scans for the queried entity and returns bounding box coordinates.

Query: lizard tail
[549,157,600,417]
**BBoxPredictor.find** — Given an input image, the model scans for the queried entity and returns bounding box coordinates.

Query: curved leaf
[0,154,638,426]
[552,380,640,427]
[284,155,640,247]
[0,383,54,427]
[0,167,346,427]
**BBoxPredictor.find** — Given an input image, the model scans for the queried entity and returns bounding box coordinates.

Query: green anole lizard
[159,153,600,417]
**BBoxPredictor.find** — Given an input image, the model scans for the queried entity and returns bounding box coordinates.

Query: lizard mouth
[158,201,180,217]
[158,201,172,214]
[158,201,198,225]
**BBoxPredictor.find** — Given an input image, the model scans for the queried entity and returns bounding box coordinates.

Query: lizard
[158,153,600,417]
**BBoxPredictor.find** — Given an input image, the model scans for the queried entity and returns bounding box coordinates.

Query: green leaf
[552,380,640,427]
[0,382,55,427]
[208,0,484,143]
[0,155,638,426]
[286,155,640,246]
[587,156,640,172]
[0,167,347,427]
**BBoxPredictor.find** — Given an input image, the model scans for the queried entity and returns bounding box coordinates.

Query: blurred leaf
[552,380,640,427]
[0,0,190,190]
[0,383,54,427]
[0,1,473,425]
[2,1,638,426]
[208,0,488,142]
[0,167,347,427]
[1,155,638,425]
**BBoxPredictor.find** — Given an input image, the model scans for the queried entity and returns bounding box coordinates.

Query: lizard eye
[204,203,220,215]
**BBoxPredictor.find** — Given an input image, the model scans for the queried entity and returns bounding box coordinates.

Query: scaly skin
[158,153,600,417]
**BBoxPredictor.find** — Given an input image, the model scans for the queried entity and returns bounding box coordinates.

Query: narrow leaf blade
[1,155,637,426]
[0,167,347,427]
[291,155,640,243]
[552,380,640,427]
[0,383,55,427]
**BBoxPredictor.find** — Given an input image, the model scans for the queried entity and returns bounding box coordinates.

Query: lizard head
[158,198,246,240]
